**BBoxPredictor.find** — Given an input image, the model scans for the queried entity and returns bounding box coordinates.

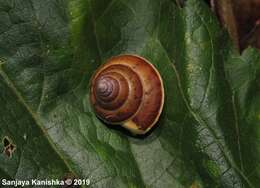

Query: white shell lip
[119,54,165,134]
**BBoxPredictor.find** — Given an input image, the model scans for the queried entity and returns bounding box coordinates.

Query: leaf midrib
[169,3,252,186]
[166,45,253,187]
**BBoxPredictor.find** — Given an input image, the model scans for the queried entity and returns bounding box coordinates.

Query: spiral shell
[90,55,164,134]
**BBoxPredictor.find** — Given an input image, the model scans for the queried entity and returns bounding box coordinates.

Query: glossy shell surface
[90,55,164,134]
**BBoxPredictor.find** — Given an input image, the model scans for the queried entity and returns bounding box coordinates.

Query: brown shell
[90,55,164,134]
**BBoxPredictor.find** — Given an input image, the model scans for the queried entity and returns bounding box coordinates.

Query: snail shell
[90,55,164,134]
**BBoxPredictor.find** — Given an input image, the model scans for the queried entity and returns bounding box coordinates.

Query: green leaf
[225,47,260,186]
[0,0,259,187]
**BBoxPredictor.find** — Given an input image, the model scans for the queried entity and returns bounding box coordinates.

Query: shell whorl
[90,55,164,134]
